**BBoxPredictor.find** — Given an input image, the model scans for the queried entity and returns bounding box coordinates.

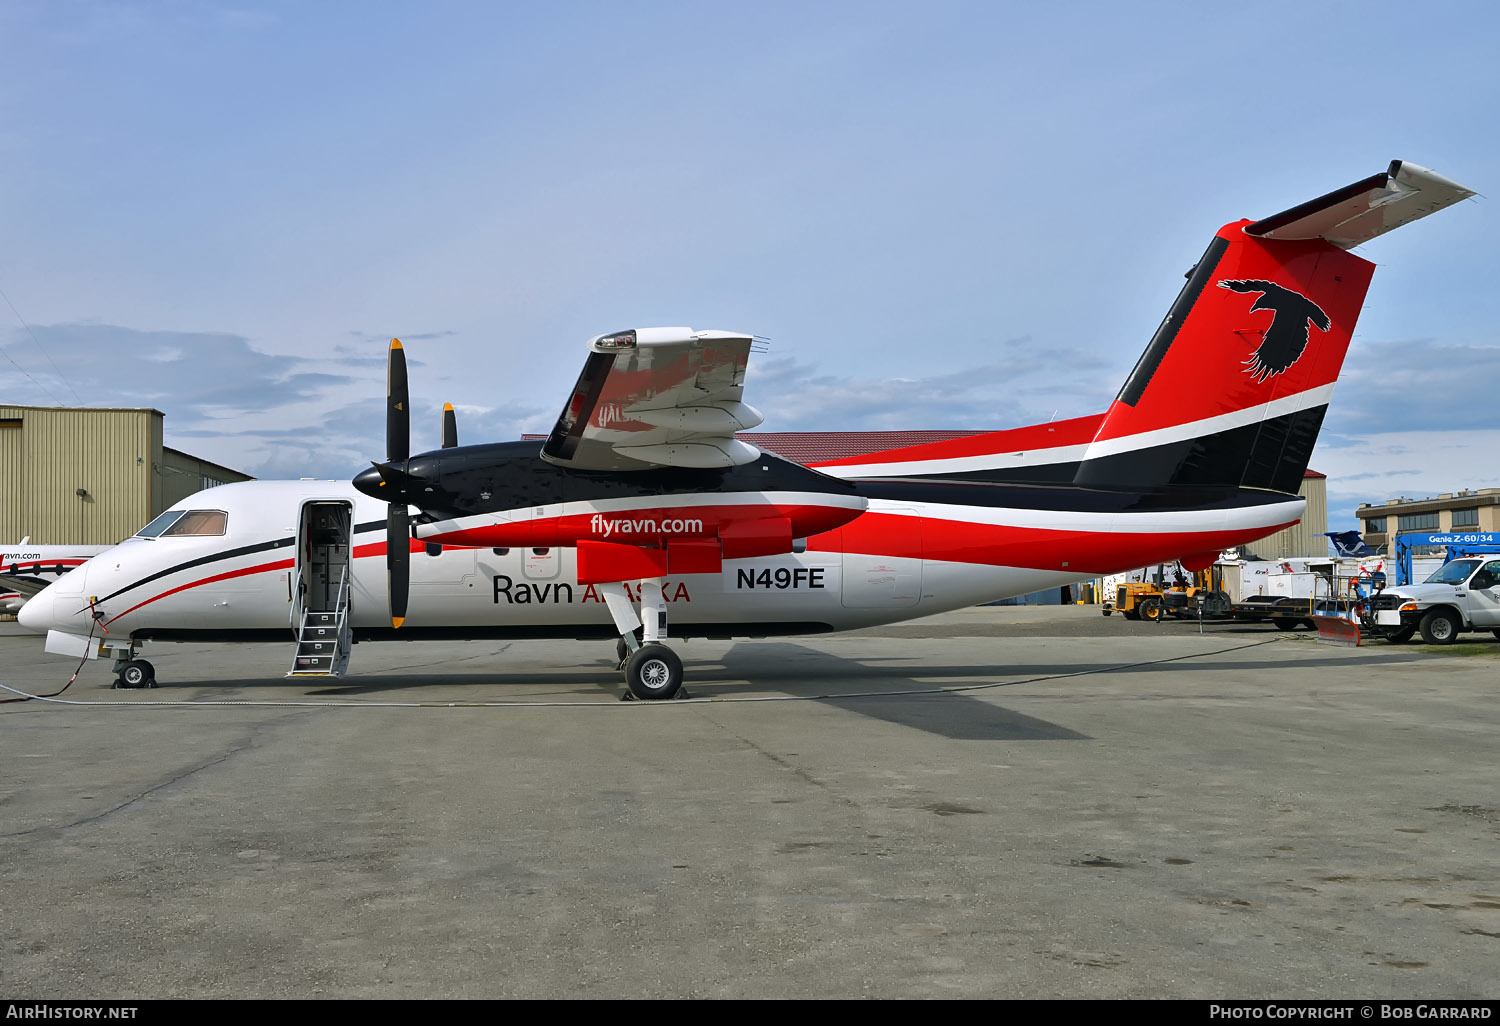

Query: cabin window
[161,510,228,537]
[492,548,509,556]
[425,543,442,557]
[532,547,550,556]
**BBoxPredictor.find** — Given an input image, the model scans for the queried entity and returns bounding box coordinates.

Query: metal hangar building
[0,405,253,545]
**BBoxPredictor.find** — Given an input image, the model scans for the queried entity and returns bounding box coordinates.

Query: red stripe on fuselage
[810,512,1296,575]
[105,557,296,624]
[104,535,424,625]
[352,536,425,559]
[423,502,862,549]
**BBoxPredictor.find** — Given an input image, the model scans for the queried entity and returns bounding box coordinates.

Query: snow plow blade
[1312,615,1362,647]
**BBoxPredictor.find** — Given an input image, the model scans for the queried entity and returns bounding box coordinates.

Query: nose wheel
[113,659,156,689]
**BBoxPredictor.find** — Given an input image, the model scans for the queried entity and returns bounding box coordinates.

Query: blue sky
[1,1,1496,531]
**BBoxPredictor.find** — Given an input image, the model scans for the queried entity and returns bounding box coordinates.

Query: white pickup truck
[1372,557,1500,644]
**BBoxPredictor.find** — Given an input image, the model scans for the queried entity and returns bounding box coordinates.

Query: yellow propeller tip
[390,338,403,350]
[392,616,405,629]
[444,402,454,411]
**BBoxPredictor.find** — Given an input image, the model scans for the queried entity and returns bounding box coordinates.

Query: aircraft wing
[540,327,766,471]
[1246,160,1474,250]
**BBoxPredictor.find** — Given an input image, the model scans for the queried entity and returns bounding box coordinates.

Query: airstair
[289,567,352,676]
[287,500,353,677]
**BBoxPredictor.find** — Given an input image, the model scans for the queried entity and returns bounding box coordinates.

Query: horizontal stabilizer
[1246,161,1474,250]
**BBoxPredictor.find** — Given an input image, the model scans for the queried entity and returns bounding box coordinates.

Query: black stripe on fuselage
[405,440,860,517]
[1072,404,1326,494]
[92,536,297,607]
[93,521,389,608]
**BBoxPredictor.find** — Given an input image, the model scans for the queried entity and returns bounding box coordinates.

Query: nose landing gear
[105,641,156,689]
[113,659,157,689]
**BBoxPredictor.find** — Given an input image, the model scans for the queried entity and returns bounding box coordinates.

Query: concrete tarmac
[1,608,1497,999]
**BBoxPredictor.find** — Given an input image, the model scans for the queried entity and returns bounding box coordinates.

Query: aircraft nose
[16,590,55,634]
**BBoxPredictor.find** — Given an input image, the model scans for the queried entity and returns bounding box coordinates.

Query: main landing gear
[106,642,156,689]
[602,578,688,701]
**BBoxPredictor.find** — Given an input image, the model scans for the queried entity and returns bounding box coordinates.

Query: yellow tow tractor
[1104,580,1171,621]
[1103,564,1233,622]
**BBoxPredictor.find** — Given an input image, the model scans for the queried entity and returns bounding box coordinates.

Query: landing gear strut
[601,578,687,700]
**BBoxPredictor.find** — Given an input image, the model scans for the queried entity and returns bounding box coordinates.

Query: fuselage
[18,465,1303,644]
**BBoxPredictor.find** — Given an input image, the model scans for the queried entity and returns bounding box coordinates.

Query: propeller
[385,339,410,629]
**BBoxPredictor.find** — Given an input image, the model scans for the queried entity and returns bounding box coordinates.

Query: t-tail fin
[1072,160,1473,494]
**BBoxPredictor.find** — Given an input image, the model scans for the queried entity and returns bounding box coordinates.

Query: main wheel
[1139,599,1163,623]
[1385,626,1417,644]
[624,644,683,701]
[119,660,155,688]
[1419,608,1460,645]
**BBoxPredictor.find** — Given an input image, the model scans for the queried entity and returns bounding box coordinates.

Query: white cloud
[1314,429,1500,530]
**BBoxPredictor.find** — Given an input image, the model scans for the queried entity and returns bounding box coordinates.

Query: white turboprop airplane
[2,540,110,616]
[17,161,1474,697]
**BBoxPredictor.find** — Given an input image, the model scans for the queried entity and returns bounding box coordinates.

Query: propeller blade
[387,505,409,629]
[442,402,458,449]
[386,338,409,463]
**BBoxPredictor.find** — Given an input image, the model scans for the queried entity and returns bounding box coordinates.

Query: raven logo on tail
[1216,279,1331,383]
